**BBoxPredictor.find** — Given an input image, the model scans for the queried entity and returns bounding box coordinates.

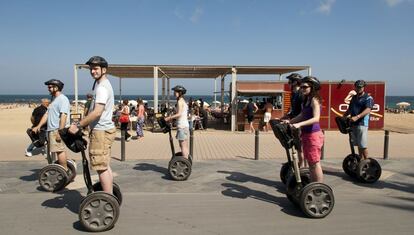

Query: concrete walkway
[4,129,414,162]
[0,158,413,234]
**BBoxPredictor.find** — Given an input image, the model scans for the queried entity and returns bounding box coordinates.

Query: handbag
[119,114,130,123]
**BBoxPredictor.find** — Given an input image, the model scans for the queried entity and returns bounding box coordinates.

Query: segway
[270,120,335,218]
[37,129,77,192]
[335,117,382,183]
[157,117,193,181]
[59,128,122,232]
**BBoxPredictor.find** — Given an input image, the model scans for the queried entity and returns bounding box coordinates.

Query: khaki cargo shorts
[48,130,66,153]
[89,128,116,171]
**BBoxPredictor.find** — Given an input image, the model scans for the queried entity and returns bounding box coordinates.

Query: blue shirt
[47,94,70,131]
[349,93,374,127]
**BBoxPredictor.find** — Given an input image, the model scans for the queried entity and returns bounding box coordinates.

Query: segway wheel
[79,192,120,232]
[55,159,77,184]
[38,164,68,192]
[300,182,335,218]
[357,158,382,183]
[92,182,123,206]
[280,162,290,185]
[342,154,359,178]
[285,170,311,206]
[168,156,192,181]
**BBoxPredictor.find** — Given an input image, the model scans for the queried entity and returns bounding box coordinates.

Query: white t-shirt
[89,79,115,130]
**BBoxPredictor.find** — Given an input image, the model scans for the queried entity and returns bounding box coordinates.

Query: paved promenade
[0,158,413,234]
[2,129,413,162]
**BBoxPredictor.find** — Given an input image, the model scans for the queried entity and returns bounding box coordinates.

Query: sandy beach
[1,105,413,162]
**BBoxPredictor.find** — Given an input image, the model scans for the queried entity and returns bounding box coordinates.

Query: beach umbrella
[240,99,249,103]
[212,101,221,104]
[196,100,210,107]
[128,100,138,106]
[396,102,410,108]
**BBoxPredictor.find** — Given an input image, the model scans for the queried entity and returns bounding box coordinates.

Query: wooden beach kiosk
[73,64,310,132]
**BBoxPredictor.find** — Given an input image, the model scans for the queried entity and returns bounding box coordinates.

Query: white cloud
[316,0,336,15]
[385,0,404,6]
[385,0,413,7]
[174,7,184,20]
[190,6,203,23]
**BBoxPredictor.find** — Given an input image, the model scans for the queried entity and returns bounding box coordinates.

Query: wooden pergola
[74,64,311,131]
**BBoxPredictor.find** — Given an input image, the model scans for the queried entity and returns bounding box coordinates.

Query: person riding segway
[162,85,193,181]
[337,80,381,183]
[68,56,122,231]
[279,73,305,184]
[33,79,77,192]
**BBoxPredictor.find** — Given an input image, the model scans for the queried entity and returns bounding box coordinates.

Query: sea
[0,95,413,109]
[0,94,230,106]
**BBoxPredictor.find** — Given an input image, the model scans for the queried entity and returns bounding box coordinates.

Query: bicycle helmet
[85,56,108,68]
[172,85,187,95]
[354,80,366,88]
[301,76,321,91]
[286,73,302,83]
[44,79,64,91]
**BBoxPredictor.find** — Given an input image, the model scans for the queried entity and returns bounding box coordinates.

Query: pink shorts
[301,131,324,165]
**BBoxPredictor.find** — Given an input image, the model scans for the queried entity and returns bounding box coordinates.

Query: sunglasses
[47,86,54,89]
[300,85,311,89]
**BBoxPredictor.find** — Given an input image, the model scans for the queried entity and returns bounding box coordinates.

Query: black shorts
[247,115,254,123]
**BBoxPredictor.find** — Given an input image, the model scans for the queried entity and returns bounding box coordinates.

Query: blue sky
[0,0,413,95]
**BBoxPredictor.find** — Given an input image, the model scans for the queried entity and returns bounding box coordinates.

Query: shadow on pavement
[218,171,303,217]
[323,167,414,194]
[218,170,284,192]
[41,189,83,214]
[220,183,303,217]
[19,169,40,182]
[134,163,171,180]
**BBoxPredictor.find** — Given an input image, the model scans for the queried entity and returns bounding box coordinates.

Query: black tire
[38,164,68,192]
[300,182,335,218]
[357,158,382,183]
[280,162,290,185]
[342,154,359,178]
[285,170,311,206]
[168,156,192,181]
[92,182,123,206]
[79,192,120,232]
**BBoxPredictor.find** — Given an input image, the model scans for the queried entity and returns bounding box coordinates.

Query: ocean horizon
[0,95,413,109]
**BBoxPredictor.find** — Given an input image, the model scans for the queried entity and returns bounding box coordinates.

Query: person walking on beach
[26,98,49,157]
[69,56,116,195]
[244,98,258,133]
[343,80,374,160]
[165,85,190,160]
[33,79,71,171]
[136,98,145,139]
[287,76,324,182]
[119,99,132,141]
[262,99,273,132]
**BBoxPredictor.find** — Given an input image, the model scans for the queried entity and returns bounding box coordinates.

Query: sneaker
[25,151,33,157]
[126,137,132,142]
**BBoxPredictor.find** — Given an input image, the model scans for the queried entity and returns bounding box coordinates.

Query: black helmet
[302,76,321,91]
[172,85,187,95]
[85,56,108,68]
[44,79,64,91]
[354,80,366,88]
[286,73,302,83]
